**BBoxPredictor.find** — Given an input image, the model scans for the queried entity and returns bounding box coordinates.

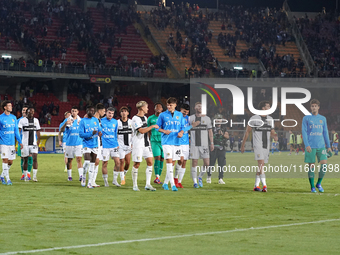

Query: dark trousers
[208,148,226,179]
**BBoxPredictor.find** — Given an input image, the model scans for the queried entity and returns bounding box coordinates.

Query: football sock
[2,163,9,181]
[317,164,327,185]
[166,163,175,186]
[255,174,261,187]
[28,156,33,172]
[271,148,274,154]
[33,169,38,179]
[93,165,99,182]
[113,171,118,182]
[83,160,90,177]
[178,167,186,183]
[154,160,160,177]
[21,158,24,173]
[102,174,108,182]
[308,166,315,188]
[124,169,128,175]
[260,174,266,186]
[88,163,95,185]
[159,160,163,176]
[78,168,83,178]
[146,166,152,185]
[163,166,169,185]
[199,168,206,178]
[67,169,72,178]
[120,171,124,181]
[175,163,181,178]
[132,167,138,187]
[191,166,197,184]
[23,170,28,178]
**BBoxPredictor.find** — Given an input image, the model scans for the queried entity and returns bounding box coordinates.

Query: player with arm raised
[101,107,120,187]
[117,106,133,185]
[131,101,158,191]
[60,106,83,181]
[241,101,277,192]
[189,102,214,188]
[79,105,102,189]
[18,107,41,182]
[302,99,332,193]
[58,111,71,172]
[147,102,164,185]
[0,101,23,185]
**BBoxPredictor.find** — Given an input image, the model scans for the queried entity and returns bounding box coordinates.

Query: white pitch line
[1,218,339,255]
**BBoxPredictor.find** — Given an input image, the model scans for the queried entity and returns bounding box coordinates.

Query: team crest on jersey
[176,116,179,120]
[94,122,97,125]
[113,124,115,127]
[202,121,205,124]
[319,120,323,124]
[12,119,14,122]
[167,153,170,156]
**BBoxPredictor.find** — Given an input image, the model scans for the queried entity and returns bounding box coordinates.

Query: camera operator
[208,115,229,184]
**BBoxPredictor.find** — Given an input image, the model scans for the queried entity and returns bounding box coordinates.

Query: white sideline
[1,218,339,255]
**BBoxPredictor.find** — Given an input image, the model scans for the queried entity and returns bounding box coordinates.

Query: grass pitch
[1,152,340,254]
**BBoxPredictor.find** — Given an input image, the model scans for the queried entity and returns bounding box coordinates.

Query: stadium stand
[0,0,167,77]
[295,12,340,77]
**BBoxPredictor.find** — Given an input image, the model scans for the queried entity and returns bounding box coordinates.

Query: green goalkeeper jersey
[147,114,161,142]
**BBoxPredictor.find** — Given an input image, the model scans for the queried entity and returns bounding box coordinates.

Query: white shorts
[65,145,83,158]
[1,145,16,160]
[190,146,210,159]
[119,145,132,159]
[254,147,270,163]
[83,147,99,155]
[163,145,181,160]
[63,142,66,153]
[22,145,38,157]
[132,146,153,162]
[181,144,190,160]
[102,147,120,161]
[97,146,103,161]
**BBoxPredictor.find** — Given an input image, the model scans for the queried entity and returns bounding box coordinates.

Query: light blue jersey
[65,116,82,146]
[156,110,186,146]
[59,119,69,143]
[179,115,191,145]
[101,117,119,149]
[302,113,330,149]
[0,113,22,145]
[79,117,102,148]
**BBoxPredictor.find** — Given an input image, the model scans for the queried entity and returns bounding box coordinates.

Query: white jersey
[132,115,150,148]
[117,119,133,147]
[248,115,273,149]
[18,117,41,146]
[189,114,212,147]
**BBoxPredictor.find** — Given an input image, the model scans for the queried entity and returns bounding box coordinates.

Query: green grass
[1,152,340,254]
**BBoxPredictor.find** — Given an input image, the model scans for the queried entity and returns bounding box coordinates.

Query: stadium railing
[283,0,317,77]
[0,63,167,78]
